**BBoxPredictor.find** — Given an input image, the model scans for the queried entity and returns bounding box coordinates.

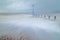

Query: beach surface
[0,14,60,40]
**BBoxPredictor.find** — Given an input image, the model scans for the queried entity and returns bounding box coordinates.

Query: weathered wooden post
[32,4,35,16]
[54,16,56,20]
[44,15,46,18]
[48,16,50,19]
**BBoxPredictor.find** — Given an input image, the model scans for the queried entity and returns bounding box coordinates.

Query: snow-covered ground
[0,14,60,40]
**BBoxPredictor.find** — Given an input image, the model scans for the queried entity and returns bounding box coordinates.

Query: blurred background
[0,0,60,40]
[0,0,60,20]
[0,0,60,13]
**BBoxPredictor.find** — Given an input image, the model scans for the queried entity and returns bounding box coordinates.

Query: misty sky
[0,0,60,13]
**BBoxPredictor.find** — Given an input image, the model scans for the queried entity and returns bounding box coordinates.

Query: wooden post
[44,15,46,18]
[54,16,56,20]
[48,16,50,19]
[32,4,35,16]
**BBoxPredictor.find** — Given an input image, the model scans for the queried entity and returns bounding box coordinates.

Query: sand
[0,14,60,40]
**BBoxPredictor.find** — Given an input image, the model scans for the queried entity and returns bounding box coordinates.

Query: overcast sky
[0,0,60,13]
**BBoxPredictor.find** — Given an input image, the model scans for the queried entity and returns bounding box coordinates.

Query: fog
[0,0,60,40]
[0,14,60,40]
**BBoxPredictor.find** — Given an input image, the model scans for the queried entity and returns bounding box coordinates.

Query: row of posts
[32,5,56,21]
[40,15,56,21]
[32,14,56,21]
